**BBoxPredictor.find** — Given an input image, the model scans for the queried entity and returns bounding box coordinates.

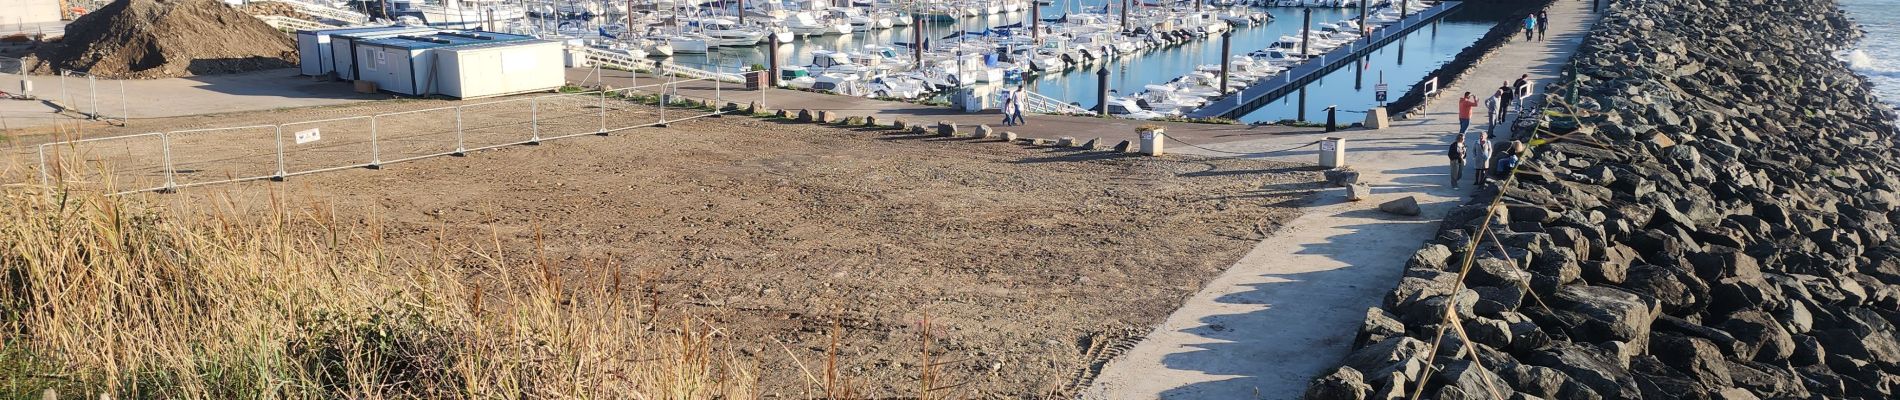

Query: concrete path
[0,68,381,132]
[1082,1,1603,399]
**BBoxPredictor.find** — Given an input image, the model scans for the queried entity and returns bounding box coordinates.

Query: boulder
[1003,131,1020,142]
[1303,366,1371,400]
[1081,137,1102,150]
[796,109,815,122]
[937,121,959,137]
[863,116,879,126]
[1378,196,1422,216]
[1113,140,1133,152]
[1055,137,1077,147]
[1346,183,1371,201]
[1326,169,1362,187]
[974,124,993,139]
[1550,285,1661,347]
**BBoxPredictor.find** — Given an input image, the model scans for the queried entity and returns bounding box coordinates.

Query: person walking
[1537,9,1550,41]
[1000,88,1018,126]
[1010,86,1029,126]
[1475,134,1493,185]
[1448,135,1466,189]
[1524,13,1537,42]
[1458,91,1478,135]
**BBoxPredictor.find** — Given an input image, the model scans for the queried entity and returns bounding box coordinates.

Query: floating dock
[1188,1,1466,119]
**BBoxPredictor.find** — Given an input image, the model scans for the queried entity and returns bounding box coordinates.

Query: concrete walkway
[1082,1,1602,398]
[0,68,381,132]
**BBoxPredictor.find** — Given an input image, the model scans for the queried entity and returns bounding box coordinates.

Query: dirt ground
[11,99,1325,397]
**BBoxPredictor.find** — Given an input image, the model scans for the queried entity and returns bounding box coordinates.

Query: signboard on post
[1424,77,1440,97]
[294,128,322,144]
[1374,83,1388,103]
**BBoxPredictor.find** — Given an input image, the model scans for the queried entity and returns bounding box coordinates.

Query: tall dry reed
[0,180,756,398]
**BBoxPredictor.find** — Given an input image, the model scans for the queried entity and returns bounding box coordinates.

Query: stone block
[1346,183,1371,201]
[975,124,994,139]
[1003,131,1020,142]
[1380,196,1422,216]
[938,121,959,137]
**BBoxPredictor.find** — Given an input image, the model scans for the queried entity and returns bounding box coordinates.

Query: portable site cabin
[296,26,421,77]
[329,26,444,80]
[432,40,565,99]
[353,31,533,96]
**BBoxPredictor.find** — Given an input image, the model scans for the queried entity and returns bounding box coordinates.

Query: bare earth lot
[30,102,1324,397]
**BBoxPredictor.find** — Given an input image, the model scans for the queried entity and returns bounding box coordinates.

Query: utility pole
[1300,8,1311,58]
[1032,1,1040,43]
[768,34,781,87]
[1360,0,1369,44]
[1120,0,1129,32]
[912,13,924,65]
[1097,66,1111,117]
[1219,30,1232,94]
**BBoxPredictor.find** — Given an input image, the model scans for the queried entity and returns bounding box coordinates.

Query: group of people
[1521,9,1551,42]
[1447,71,1536,188]
[997,85,1030,127]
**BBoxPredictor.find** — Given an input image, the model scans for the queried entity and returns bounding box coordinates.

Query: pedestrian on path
[1485,90,1501,129]
[1000,89,1017,126]
[1524,14,1538,41]
[1496,83,1513,127]
[1475,134,1492,185]
[1458,92,1478,135]
[1448,135,1466,188]
[1010,86,1029,126]
[1537,10,1550,41]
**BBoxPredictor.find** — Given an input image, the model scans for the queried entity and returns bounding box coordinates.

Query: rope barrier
[1164,135,1323,157]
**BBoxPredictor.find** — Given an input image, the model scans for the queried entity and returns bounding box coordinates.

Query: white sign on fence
[294,128,322,144]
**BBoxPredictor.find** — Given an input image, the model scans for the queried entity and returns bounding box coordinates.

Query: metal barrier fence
[37,73,741,195]
[51,70,129,124]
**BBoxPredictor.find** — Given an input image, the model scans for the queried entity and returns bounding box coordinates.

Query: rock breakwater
[1306,0,1900,398]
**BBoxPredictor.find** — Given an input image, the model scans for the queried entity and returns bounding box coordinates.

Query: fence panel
[603,84,667,132]
[279,116,376,176]
[533,92,608,140]
[458,97,540,151]
[166,125,281,187]
[39,133,169,193]
[374,107,461,164]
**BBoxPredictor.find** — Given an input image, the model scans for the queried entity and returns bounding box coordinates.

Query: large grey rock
[1378,196,1422,216]
[974,124,994,139]
[1326,169,1362,187]
[937,121,959,137]
[796,109,815,122]
[1551,285,1661,348]
[1648,331,1733,388]
[1346,183,1370,201]
[1002,131,1020,142]
[1303,366,1371,400]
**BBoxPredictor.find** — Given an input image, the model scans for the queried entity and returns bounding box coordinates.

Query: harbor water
[644,1,1512,120]
[1838,0,1900,111]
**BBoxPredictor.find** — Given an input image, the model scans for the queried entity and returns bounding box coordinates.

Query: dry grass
[0,176,758,398]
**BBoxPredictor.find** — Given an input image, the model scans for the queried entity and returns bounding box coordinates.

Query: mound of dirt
[27,0,298,79]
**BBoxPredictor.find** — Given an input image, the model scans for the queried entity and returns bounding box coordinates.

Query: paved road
[0,68,382,133]
[1083,1,1602,398]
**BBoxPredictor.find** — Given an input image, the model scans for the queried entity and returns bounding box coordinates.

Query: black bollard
[1219,30,1232,94]
[1097,67,1111,117]
[1326,106,1338,132]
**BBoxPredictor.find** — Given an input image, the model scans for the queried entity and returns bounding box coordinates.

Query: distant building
[0,0,63,33]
